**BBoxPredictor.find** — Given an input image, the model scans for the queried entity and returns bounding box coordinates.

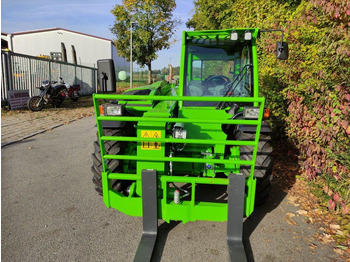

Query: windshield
[42,80,50,87]
[184,42,253,101]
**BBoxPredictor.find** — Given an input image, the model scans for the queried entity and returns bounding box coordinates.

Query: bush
[188,0,350,213]
[275,0,350,213]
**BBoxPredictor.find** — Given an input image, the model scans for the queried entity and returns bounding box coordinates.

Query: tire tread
[237,131,274,205]
[91,129,123,195]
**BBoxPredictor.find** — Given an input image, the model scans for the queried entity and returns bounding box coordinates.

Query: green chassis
[93,28,265,223]
[93,93,264,223]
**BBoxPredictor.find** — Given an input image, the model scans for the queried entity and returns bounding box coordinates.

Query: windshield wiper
[216,64,252,109]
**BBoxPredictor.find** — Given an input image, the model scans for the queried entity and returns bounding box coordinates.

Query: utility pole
[130,21,137,89]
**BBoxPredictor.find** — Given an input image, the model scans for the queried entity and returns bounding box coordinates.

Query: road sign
[8,90,29,110]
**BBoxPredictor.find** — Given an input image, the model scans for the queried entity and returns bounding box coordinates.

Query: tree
[186,0,234,30]
[111,0,180,84]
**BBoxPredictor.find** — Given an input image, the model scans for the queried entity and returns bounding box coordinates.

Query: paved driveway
[1,117,343,261]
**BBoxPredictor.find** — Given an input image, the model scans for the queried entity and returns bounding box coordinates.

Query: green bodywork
[93,29,265,223]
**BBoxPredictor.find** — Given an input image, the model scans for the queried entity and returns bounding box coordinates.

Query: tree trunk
[147,63,152,84]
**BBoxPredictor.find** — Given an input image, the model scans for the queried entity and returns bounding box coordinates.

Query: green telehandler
[91,28,288,261]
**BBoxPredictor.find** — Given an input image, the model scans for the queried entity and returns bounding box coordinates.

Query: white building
[1,27,129,71]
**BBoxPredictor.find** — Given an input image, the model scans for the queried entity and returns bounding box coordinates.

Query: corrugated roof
[4,28,113,42]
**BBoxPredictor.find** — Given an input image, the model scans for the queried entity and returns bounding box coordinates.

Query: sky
[1,0,195,69]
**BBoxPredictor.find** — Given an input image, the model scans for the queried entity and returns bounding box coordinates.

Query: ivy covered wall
[188,0,350,213]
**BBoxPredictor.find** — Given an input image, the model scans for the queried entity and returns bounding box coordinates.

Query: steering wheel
[203,75,231,87]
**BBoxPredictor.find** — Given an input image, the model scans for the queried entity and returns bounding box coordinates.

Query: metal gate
[1,50,97,102]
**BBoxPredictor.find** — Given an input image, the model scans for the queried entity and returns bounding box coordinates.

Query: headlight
[173,123,187,139]
[174,128,187,139]
[230,30,238,41]
[244,30,252,41]
[243,107,260,119]
[105,104,123,116]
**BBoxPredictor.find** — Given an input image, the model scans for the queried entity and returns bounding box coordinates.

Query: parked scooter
[66,83,81,102]
[27,77,80,111]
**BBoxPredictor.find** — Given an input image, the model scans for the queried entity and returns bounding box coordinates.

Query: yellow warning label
[141,130,161,150]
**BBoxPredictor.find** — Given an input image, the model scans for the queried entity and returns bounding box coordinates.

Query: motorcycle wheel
[52,97,64,108]
[28,96,44,111]
[71,91,79,102]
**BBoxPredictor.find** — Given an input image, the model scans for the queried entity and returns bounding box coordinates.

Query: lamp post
[130,21,137,89]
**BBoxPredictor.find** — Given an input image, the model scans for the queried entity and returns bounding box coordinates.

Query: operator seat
[187,80,213,96]
[188,81,203,96]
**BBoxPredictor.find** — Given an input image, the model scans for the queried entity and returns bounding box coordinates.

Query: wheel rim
[30,97,42,109]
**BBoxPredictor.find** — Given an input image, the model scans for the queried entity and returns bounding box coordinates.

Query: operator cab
[183,31,253,107]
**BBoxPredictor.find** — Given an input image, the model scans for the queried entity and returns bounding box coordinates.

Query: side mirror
[276,42,289,60]
[97,59,116,93]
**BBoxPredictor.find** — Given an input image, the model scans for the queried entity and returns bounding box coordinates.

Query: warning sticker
[141,130,161,150]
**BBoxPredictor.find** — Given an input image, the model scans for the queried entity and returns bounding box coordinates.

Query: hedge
[188,0,350,213]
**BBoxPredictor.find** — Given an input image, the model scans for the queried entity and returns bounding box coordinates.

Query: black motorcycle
[27,77,68,111]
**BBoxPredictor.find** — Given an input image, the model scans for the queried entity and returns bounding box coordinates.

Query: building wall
[1,34,11,50]
[10,29,127,69]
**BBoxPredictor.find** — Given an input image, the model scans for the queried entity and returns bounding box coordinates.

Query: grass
[1,95,95,117]
[116,81,148,93]
[117,80,147,88]
[1,81,148,116]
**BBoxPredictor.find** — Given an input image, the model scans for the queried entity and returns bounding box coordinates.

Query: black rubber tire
[91,129,123,195]
[28,96,44,111]
[237,131,273,205]
[52,97,64,107]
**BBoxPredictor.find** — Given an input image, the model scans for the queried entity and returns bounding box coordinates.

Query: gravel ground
[1,97,95,146]
[1,96,348,261]
[1,116,348,261]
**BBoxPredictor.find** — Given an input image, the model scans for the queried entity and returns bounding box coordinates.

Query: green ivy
[188,0,350,214]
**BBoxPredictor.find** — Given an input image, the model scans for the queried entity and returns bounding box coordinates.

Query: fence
[1,50,97,102]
